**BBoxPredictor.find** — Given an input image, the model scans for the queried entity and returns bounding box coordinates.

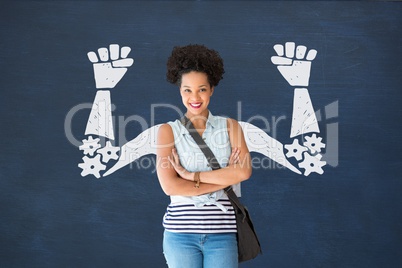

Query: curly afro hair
[166,44,224,87]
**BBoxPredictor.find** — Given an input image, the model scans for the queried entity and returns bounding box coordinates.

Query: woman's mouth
[190,102,202,109]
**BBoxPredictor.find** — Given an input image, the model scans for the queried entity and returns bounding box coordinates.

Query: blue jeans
[163,231,238,268]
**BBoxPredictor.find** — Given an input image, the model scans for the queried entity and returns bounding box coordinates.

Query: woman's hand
[168,147,241,182]
[157,124,229,196]
[168,148,194,181]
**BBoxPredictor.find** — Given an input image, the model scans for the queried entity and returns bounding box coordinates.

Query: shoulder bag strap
[181,116,221,170]
[181,116,243,212]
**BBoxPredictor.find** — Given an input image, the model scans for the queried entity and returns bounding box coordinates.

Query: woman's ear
[210,86,214,96]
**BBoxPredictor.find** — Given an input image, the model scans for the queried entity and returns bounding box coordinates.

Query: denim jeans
[163,231,238,268]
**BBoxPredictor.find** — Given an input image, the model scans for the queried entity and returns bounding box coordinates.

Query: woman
[156,44,252,268]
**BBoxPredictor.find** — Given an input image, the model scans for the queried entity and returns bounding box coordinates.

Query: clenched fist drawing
[271,42,317,87]
[87,44,134,89]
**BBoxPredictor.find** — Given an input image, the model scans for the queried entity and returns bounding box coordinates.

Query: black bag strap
[181,116,247,220]
[181,116,221,170]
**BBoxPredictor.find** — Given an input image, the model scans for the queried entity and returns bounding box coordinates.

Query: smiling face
[180,71,214,119]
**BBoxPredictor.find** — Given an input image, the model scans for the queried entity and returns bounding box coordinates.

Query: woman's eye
[200,88,207,92]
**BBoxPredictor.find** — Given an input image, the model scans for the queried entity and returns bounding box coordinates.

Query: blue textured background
[1,1,401,267]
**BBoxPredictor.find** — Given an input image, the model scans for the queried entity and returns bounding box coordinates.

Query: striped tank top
[163,112,240,233]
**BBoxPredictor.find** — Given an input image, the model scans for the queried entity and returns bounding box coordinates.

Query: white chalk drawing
[88,44,134,89]
[271,42,327,176]
[79,136,101,156]
[103,125,161,177]
[86,44,134,140]
[78,44,134,178]
[78,154,106,179]
[271,43,317,87]
[239,122,301,175]
[85,90,114,139]
[97,141,120,163]
[284,139,307,161]
[78,42,330,178]
[290,88,320,137]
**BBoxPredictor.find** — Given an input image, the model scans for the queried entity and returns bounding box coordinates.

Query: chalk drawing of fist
[271,42,317,87]
[87,44,134,89]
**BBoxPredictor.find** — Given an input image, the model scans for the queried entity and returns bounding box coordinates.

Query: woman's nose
[191,92,201,100]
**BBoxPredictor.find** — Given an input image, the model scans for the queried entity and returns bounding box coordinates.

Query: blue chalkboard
[0,1,401,267]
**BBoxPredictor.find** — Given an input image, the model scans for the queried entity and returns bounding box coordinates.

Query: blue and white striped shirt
[163,112,240,233]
